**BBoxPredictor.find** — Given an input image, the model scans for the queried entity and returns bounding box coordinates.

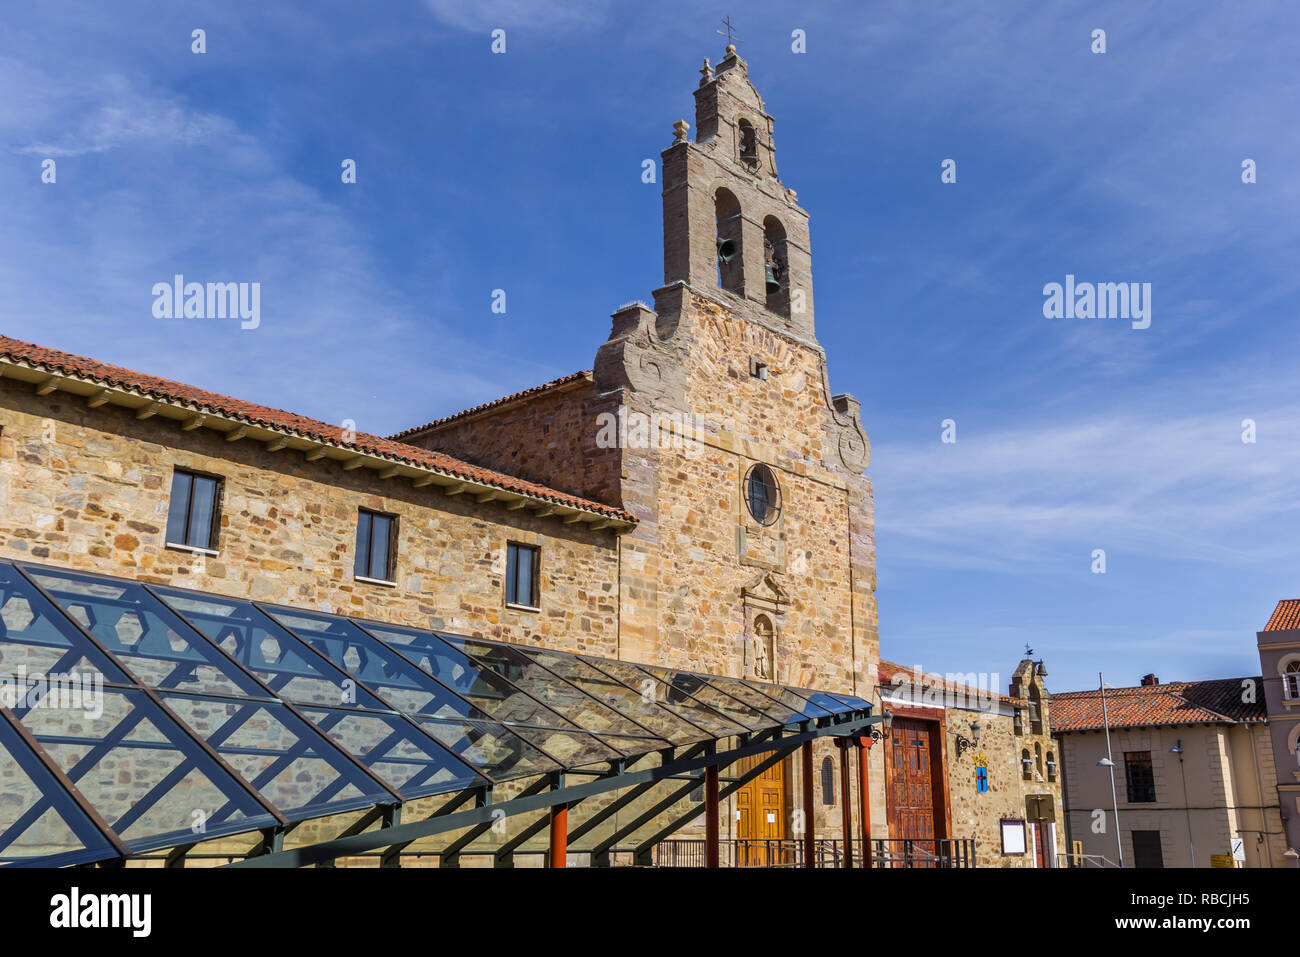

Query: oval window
[745,463,781,525]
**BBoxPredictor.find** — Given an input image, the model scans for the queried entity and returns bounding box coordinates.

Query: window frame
[1282,660,1300,701]
[1123,750,1157,803]
[744,463,781,527]
[164,468,224,553]
[505,541,541,610]
[820,755,835,806]
[353,508,398,585]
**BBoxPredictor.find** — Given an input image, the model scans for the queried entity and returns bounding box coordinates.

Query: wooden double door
[887,717,942,864]
[735,753,788,866]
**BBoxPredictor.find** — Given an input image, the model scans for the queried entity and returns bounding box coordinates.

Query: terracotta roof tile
[389,371,593,440]
[1050,678,1266,732]
[1264,599,1300,632]
[0,335,633,523]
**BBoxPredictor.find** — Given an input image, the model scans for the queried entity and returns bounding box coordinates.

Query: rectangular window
[1124,751,1156,803]
[354,509,396,583]
[505,542,539,608]
[165,469,222,550]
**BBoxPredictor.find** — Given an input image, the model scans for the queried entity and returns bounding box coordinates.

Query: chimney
[1140,673,1159,686]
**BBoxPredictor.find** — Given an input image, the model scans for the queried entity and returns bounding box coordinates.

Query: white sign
[1001,819,1026,855]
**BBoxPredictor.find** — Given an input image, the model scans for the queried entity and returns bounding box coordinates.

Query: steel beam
[631,744,797,866]
[838,740,853,869]
[225,714,874,868]
[801,740,815,868]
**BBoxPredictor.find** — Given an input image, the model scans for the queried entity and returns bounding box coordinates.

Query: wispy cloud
[875,391,1300,573]
[422,0,612,33]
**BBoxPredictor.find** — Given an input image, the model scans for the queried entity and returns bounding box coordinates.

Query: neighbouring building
[0,45,1051,869]
[877,657,1063,867]
[1052,673,1286,868]
[1257,599,1300,863]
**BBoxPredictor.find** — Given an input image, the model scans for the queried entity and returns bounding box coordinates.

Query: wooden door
[888,718,936,865]
[1033,822,1047,868]
[735,754,787,865]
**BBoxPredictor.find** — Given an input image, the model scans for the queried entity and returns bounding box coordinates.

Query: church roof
[0,335,632,523]
[1051,678,1267,732]
[388,370,593,440]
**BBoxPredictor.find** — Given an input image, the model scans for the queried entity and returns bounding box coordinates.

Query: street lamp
[1171,739,1196,867]
[955,719,982,759]
[1098,673,1125,868]
[869,708,893,743]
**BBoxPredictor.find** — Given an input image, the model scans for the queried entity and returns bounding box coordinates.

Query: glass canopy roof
[0,560,871,867]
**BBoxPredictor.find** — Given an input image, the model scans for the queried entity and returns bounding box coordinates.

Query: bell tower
[660,45,816,340]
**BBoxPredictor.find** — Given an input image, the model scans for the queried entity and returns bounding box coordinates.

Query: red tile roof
[877,658,1023,706]
[1264,599,1300,632]
[1051,678,1266,733]
[389,371,593,440]
[0,335,633,523]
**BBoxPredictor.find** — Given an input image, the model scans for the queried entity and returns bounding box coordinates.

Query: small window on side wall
[820,756,835,805]
[166,469,223,551]
[506,542,540,608]
[354,508,396,583]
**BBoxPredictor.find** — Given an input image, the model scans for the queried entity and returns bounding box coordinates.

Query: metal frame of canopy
[0,558,875,869]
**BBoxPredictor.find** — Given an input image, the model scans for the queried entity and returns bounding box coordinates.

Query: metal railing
[1057,851,1120,868]
[652,837,976,868]
[654,838,847,868]
[871,838,976,868]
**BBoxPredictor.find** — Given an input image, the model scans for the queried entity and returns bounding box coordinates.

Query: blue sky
[3,1,1297,695]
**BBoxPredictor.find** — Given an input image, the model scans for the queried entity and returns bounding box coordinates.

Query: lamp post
[1171,740,1196,867]
[1098,673,1125,868]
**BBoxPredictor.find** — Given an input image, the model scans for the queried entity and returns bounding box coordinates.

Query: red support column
[858,737,873,869]
[705,764,720,868]
[801,740,816,868]
[549,802,567,868]
[838,740,854,869]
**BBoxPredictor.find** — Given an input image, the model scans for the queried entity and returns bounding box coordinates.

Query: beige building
[1256,599,1300,863]
[1052,675,1285,868]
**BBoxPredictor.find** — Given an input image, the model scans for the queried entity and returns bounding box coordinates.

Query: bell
[765,263,780,293]
[717,238,738,263]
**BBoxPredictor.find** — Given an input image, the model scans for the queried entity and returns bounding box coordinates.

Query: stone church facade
[0,47,1059,867]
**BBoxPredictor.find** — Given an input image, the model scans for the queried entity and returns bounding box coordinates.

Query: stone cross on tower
[715,16,743,46]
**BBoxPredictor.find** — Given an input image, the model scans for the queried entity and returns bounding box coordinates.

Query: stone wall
[0,378,621,654]
[401,377,625,508]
